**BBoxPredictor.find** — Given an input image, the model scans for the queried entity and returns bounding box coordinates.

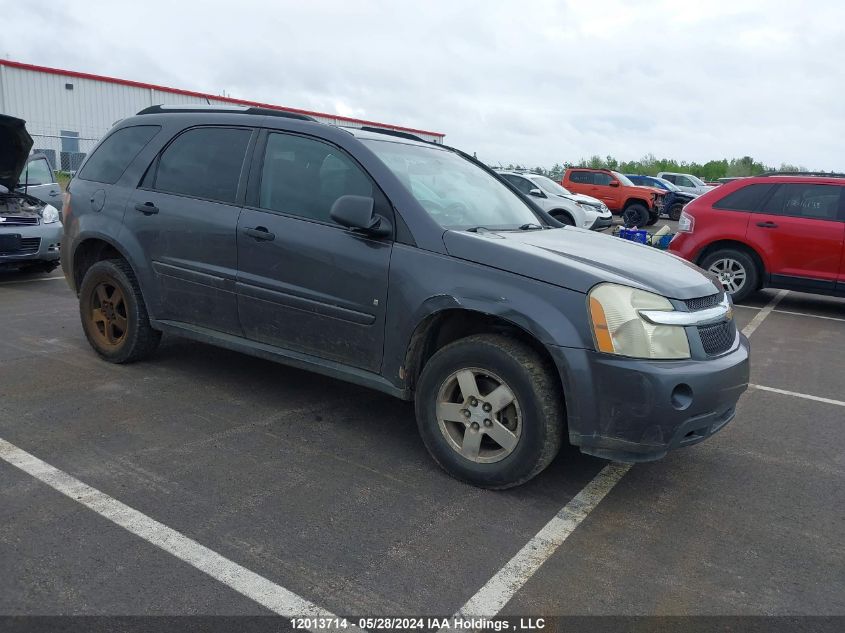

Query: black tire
[646,211,659,226]
[699,248,760,303]
[668,203,683,221]
[78,258,161,363]
[415,334,564,489]
[621,203,649,228]
[550,210,575,226]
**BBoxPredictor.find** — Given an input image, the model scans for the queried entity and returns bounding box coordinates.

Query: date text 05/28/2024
[291,618,547,631]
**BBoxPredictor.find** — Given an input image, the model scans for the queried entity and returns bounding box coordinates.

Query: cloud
[5,0,845,170]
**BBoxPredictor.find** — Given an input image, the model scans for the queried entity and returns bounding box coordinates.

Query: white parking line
[772,308,845,324]
[0,437,340,623]
[749,384,845,407]
[452,463,631,618]
[741,289,788,337]
[0,275,65,286]
[736,304,845,324]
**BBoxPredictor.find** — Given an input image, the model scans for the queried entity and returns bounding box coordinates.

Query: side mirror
[608,180,620,187]
[528,188,545,198]
[330,195,392,237]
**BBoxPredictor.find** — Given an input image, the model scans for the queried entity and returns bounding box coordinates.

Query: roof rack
[758,171,845,178]
[136,104,317,122]
[358,126,431,143]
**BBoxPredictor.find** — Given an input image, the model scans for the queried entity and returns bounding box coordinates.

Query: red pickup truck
[562,168,666,227]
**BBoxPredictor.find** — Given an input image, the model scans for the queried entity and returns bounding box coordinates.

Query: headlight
[41,204,60,224]
[588,283,690,359]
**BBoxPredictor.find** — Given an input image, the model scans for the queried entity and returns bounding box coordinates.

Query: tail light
[678,210,694,233]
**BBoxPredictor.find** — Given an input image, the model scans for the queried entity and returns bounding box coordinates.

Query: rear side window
[661,174,676,184]
[713,184,775,212]
[568,171,592,184]
[78,125,160,184]
[762,184,843,221]
[154,127,251,204]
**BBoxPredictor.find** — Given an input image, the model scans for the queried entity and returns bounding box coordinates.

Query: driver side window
[505,175,535,195]
[593,173,613,186]
[259,132,377,224]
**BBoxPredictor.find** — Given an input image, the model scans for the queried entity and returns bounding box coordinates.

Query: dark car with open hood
[0,114,63,273]
[61,105,750,488]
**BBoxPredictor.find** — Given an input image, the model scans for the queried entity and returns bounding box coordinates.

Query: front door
[21,156,61,206]
[236,131,392,372]
[588,172,619,208]
[748,182,845,292]
[127,125,255,335]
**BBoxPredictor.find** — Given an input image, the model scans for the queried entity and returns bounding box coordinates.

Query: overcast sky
[6,0,844,170]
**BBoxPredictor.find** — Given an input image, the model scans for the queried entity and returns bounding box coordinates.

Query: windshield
[612,171,635,186]
[531,175,572,196]
[688,174,708,187]
[654,177,679,192]
[362,140,539,230]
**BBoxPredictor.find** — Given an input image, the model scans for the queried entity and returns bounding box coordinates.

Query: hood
[443,227,720,300]
[563,192,606,208]
[0,114,33,190]
[635,185,666,197]
[675,191,698,202]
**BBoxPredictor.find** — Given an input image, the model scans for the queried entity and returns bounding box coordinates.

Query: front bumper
[0,223,63,267]
[589,215,614,230]
[550,335,750,462]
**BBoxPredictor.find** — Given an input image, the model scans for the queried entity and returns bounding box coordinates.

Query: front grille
[0,237,40,256]
[685,293,722,311]
[0,216,39,226]
[698,321,736,356]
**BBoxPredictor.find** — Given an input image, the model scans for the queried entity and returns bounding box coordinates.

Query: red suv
[669,174,845,302]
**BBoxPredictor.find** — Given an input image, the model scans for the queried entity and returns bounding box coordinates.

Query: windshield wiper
[466,226,494,233]
[518,223,545,231]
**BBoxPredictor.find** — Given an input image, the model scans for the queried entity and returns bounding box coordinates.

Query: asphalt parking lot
[1,240,844,620]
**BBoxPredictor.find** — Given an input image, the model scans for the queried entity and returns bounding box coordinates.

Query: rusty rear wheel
[89,280,129,349]
[79,259,161,363]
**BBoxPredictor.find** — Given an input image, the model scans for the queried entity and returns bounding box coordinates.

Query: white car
[656,172,714,196]
[496,170,613,230]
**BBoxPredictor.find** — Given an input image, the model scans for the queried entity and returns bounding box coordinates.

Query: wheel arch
[70,232,158,317]
[695,239,766,287]
[402,307,565,399]
[548,208,575,224]
[622,197,650,210]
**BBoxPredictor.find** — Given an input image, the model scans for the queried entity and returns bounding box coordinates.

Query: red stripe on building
[0,59,444,138]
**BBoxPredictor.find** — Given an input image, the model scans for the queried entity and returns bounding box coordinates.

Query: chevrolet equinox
[61,105,750,488]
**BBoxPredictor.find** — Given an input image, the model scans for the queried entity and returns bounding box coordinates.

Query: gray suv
[62,105,750,488]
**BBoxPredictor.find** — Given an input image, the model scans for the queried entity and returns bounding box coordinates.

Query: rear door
[127,125,255,335]
[21,156,61,206]
[235,130,392,372]
[750,182,844,292]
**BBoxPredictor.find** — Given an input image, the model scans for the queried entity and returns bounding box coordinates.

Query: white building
[0,59,444,172]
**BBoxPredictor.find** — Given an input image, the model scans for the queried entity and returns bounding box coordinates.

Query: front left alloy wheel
[415,334,564,488]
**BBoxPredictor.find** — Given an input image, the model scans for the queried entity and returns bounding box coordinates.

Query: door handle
[135,202,159,215]
[756,221,778,228]
[242,226,275,241]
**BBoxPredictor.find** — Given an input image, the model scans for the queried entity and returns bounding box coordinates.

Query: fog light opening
[671,383,693,411]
